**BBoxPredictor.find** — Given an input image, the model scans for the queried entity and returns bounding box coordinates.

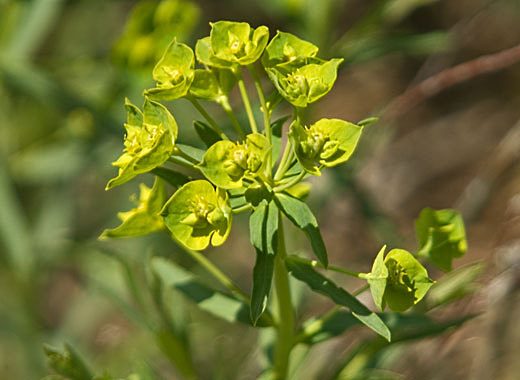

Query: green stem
[274,171,306,193]
[290,256,363,278]
[248,65,271,139]
[182,247,248,302]
[188,97,228,140]
[172,147,199,164]
[274,140,294,181]
[182,246,275,326]
[232,203,253,214]
[236,70,258,133]
[220,97,245,139]
[248,65,273,176]
[352,283,369,296]
[273,213,295,379]
[167,156,198,172]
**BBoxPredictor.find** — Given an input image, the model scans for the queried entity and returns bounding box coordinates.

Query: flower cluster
[104,21,353,249]
[102,20,467,314]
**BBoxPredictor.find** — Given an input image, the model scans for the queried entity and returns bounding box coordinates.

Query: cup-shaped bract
[196,21,269,68]
[106,98,178,189]
[195,36,235,69]
[261,31,319,68]
[290,118,363,175]
[265,57,342,108]
[199,133,270,189]
[161,180,232,250]
[145,39,195,100]
[366,247,434,312]
[189,68,236,103]
[415,208,467,272]
[100,178,166,238]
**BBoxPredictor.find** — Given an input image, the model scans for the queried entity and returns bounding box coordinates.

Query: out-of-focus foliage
[113,0,200,70]
[1,0,518,379]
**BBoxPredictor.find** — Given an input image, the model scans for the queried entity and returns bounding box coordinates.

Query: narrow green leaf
[275,193,328,267]
[194,120,222,148]
[175,144,205,163]
[249,201,278,324]
[151,167,190,188]
[152,257,271,327]
[285,256,391,341]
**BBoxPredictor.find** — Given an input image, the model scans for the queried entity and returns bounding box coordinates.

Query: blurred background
[0,0,519,379]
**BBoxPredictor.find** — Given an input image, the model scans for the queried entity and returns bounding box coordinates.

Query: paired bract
[291,118,363,175]
[106,98,178,190]
[199,133,271,189]
[365,247,434,312]
[161,180,232,250]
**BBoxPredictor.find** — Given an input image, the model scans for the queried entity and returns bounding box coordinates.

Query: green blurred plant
[113,0,200,70]
[40,20,479,380]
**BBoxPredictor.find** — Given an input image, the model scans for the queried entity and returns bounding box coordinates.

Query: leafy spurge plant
[99,20,471,380]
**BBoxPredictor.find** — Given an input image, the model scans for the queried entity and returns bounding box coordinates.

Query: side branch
[383,43,520,121]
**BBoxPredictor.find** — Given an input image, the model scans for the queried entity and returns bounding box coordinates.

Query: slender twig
[248,65,271,139]
[455,118,520,221]
[287,255,363,278]
[232,203,253,214]
[236,70,258,133]
[273,171,306,193]
[168,156,198,171]
[274,140,294,181]
[181,247,249,302]
[248,65,273,176]
[383,42,520,122]
[220,97,245,139]
[188,97,228,140]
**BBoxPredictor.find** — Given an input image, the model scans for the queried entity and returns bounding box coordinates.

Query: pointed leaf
[365,246,388,310]
[249,201,278,323]
[151,167,190,188]
[194,120,222,148]
[285,255,391,341]
[275,193,328,267]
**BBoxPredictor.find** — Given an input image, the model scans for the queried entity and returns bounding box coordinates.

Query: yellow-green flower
[198,133,270,189]
[145,39,195,100]
[415,208,467,271]
[106,98,178,189]
[195,21,269,68]
[290,118,363,175]
[265,57,343,107]
[365,247,434,312]
[100,178,166,239]
[261,31,319,68]
[162,180,232,250]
